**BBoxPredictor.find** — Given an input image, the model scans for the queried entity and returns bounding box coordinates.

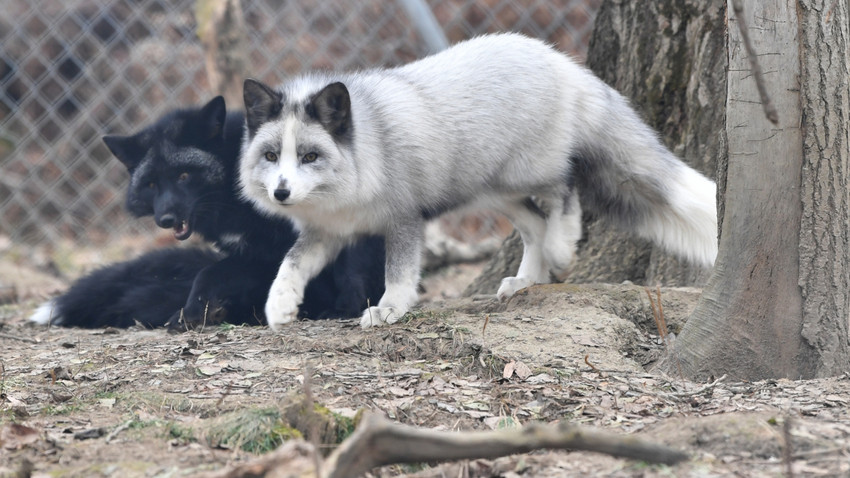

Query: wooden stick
[209,413,688,477]
[0,332,37,343]
[323,413,687,477]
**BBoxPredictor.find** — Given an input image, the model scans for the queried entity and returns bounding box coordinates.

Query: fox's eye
[302,152,318,164]
[264,151,278,162]
[178,172,189,182]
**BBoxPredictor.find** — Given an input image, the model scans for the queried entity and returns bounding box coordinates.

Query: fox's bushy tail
[572,87,718,267]
[29,248,219,328]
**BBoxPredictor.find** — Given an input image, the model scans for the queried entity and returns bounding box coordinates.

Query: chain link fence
[0,0,600,250]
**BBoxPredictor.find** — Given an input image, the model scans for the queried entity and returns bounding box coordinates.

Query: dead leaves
[3,299,850,477]
[0,424,38,450]
[502,360,531,380]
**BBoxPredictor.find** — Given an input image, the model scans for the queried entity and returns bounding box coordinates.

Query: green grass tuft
[205,408,297,454]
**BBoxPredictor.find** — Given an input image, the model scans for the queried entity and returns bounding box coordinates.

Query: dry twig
[611,374,727,403]
[584,354,600,373]
[645,286,684,381]
[645,286,667,341]
[302,363,322,478]
[331,370,420,380]
[0,332,38,344]
[782,415,795,478]
[105,419,134,444]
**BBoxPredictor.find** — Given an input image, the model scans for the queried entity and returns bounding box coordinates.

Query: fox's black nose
[273,188,291,202]
[157,213,176,229]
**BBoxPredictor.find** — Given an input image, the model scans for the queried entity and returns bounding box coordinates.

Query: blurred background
[0,0,600,289]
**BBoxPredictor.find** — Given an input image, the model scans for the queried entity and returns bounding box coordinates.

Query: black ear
[306,82,352,142]
[198,96,227,141]
[243,79,282,137]
[103,135,141,170]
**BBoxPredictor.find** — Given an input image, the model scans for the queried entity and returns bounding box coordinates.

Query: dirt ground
[2,254,850,477]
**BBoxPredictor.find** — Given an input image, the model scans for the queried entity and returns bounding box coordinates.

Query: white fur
[544,193,583,280]
[219,233,245,251]
[263,232,348,330]
[239,33,718,330]
[658,168,718,265]
[29,300,60,325]
[360,282,419,328]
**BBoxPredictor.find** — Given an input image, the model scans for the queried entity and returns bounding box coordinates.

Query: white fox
[238,33,717,330]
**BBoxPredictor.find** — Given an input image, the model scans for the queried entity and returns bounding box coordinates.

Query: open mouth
[172,220,192,241]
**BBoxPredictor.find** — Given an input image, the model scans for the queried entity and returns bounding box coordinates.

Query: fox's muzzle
[273,188,290,202]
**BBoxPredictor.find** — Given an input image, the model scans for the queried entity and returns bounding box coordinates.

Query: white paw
[496,276,534,300]
[264,282,302,331]
[360,306,406,328]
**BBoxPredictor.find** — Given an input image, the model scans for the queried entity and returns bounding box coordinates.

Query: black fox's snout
[156,213,177,229]
[151,189,194,240]
[155,212,191,241]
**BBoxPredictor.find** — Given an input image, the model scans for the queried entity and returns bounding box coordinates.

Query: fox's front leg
[360,220,423,328]
[266,230,343,331]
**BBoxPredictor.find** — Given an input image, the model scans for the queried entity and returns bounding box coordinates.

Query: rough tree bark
[660,0,850,380]
[466,0,726,296]
[196,0,248,107]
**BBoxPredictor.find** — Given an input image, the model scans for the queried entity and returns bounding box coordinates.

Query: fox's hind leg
[543,191,582,281]
[495,198,551,299]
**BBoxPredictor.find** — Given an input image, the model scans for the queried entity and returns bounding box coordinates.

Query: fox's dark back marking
[569,146,669,229]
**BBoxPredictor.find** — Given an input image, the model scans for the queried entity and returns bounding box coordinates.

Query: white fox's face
[239,79,355,219]
[242,115,341,210]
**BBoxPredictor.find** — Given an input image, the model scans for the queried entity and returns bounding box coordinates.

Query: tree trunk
[466,0,726,296]
[660,0,850,380]
[196,0,248,108]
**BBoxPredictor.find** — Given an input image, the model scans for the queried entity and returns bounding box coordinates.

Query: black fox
[31,97,385,329]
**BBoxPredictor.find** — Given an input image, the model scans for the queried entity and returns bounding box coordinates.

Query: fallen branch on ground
[207,411,689,478]
[0,332,38,344]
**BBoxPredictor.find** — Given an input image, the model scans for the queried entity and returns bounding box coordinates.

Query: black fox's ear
[103,135,140,170]
[199,96,227,141]
[307,82,352,143]
[243,79,282,137]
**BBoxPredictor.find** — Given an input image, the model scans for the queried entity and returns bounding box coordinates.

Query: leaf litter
[0,282,848,476]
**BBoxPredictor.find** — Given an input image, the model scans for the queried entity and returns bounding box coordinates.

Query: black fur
[46,248,220,328]
[306,82,353,143]
[243,79,283,138]
[45,97,385,329]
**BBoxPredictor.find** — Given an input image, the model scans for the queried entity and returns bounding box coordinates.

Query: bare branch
[208,412,689,477]
[325,413,688,477]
